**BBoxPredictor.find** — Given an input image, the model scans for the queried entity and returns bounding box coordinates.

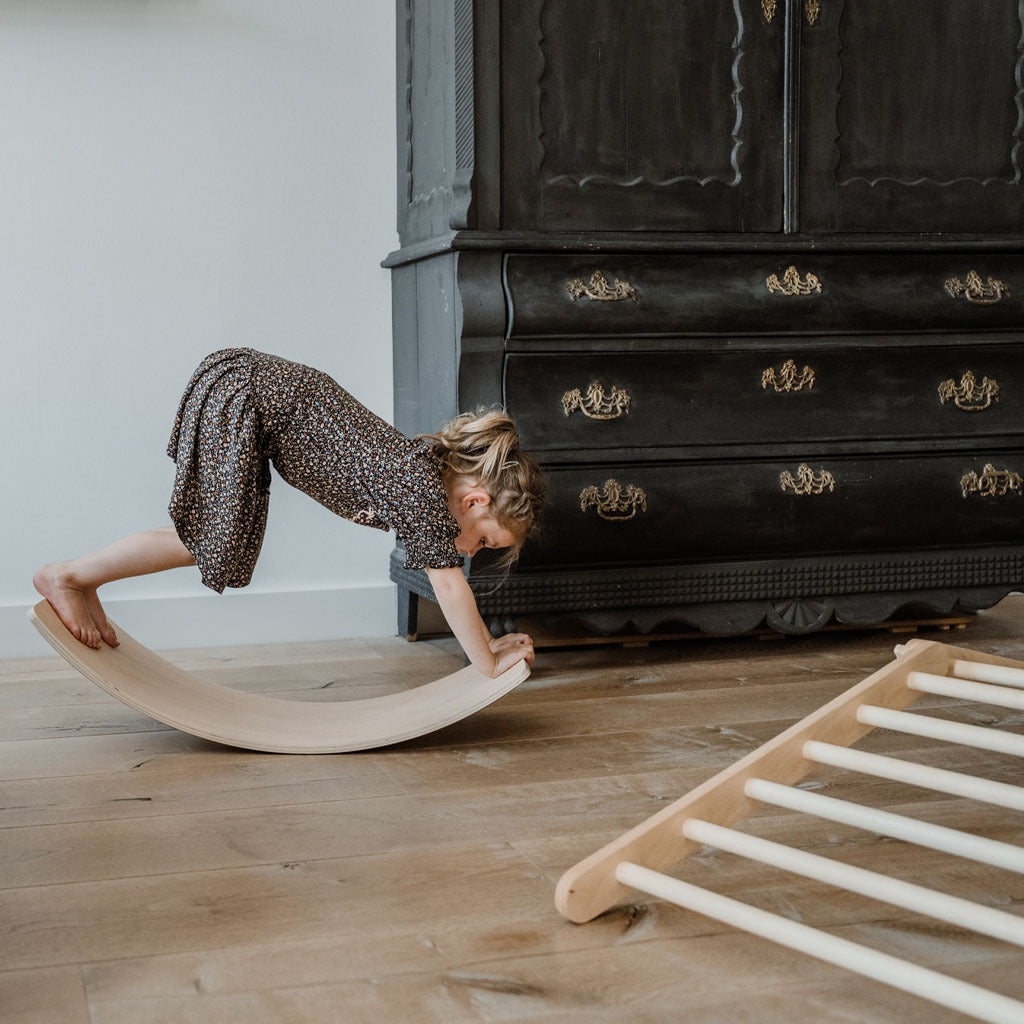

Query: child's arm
[426,566,534,678]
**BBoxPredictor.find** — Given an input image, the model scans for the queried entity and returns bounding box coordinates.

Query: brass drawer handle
[762,359,815,392]
[580,479,648,521]
[766,266,822,296]
[566,270,638,303]
[770,1,819,24]
[944,271,1012,305]
[563,382,631,420]
[938,371,1000,412]
[961,464,1024,498]
[780,464,835,495]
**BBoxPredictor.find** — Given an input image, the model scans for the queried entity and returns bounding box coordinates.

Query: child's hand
[489,632,535,674]
[425,566,535,678]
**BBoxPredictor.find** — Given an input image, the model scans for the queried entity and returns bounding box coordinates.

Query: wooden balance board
[28,600,529,754]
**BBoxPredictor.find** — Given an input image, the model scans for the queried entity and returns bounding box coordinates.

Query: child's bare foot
[33,563,118,649]
[84,588,118,648]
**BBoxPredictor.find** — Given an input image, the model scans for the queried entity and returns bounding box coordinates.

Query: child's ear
[461,489,492,511]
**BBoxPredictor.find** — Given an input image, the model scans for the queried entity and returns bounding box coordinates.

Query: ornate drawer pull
[944,271,1011,305]
[780,464,835,495]
[579,479,648,521]
[766,266,822,296]
[562,381,631,420]
[566,270,638,303]
[762,359,815,392]
[938,371,1000,412]
[765,2,820,27]
[961,464,1024,498]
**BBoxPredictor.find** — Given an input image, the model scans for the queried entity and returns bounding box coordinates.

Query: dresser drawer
[522,452,1024,568]
[508,344,1024,453]
[505,253,1024,338]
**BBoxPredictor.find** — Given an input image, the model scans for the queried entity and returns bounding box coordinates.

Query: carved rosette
[766,597,835,634]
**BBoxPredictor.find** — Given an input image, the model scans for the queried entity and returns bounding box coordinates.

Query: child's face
[451,493,516,558]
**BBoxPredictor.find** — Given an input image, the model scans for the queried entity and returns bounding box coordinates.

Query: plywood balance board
[28,600,529,753]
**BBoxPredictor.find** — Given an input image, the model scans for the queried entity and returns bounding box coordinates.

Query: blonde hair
[420,408,545,570]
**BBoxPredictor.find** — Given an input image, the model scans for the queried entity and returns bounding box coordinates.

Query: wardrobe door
[501,0,786,232]
[800,0,1024,234]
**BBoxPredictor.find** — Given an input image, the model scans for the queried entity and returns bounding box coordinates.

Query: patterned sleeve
[385,447,464,571]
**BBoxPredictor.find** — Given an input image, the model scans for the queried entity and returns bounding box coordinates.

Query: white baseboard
[2,585,398,659]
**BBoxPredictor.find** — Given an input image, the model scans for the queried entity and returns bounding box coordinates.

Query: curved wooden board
[28,600,529,754]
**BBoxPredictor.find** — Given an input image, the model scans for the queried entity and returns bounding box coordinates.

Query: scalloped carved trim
[834,4,1024,189]
[390,550,1024,636]
[529,590,999,638]
[533,0,746,189]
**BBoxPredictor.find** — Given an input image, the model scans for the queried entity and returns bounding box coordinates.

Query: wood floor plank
[0,762,752,889]
[6,742,1020,893]
[81,925,1024,1024]
[0,965,90,1024]
[0,844,551,972]
[0,755,400,829]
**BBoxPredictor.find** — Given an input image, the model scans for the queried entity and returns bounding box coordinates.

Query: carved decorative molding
[450,0,476,228]
[535,0,745,189]
[401,0,454,213]
[835,9,1024,189]
[766,596,834,634]
[393,549,1024,622]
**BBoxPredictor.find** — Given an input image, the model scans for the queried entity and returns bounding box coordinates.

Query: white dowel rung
[857,704,1024,759]
[954,659,1024,691]
[803,741,1024,813]
[615,861,1024,1024]
[682,818,1024,946]
[908,672,1024,712]
[744,777,1024,875]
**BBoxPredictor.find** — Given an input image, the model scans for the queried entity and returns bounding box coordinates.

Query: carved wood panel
[500,0,784,231]
[800,0,1024,233]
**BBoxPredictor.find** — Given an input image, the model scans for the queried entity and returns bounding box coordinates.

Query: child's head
[421,409,545,569]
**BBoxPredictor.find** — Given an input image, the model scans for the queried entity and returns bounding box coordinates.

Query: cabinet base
[390,547,1024,639]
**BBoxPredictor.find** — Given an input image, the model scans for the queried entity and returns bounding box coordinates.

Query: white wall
[0,1,401,656]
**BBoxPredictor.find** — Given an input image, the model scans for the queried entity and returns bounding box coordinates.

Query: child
[34,348,544,678]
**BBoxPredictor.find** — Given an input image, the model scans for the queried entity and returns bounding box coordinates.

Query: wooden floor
[3,599,1024,1024]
